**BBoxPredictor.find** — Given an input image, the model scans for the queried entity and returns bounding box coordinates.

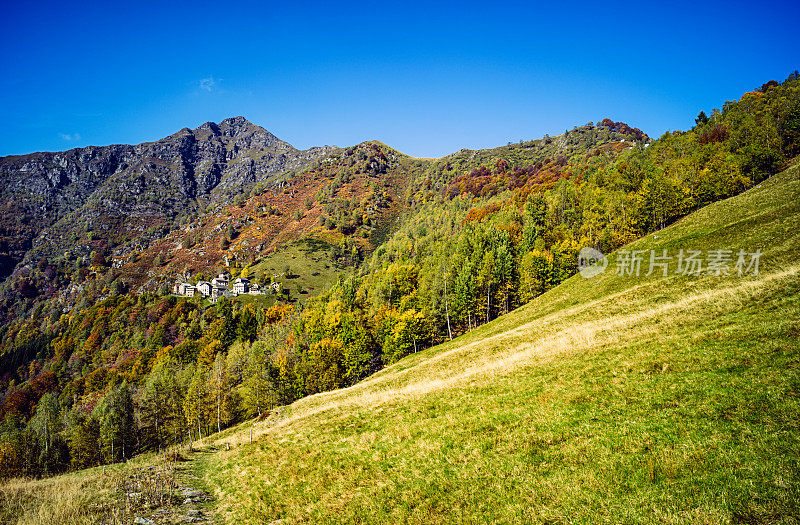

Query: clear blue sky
[1,0,798,158]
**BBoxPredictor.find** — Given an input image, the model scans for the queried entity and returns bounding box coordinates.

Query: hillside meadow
[182,161,800,522]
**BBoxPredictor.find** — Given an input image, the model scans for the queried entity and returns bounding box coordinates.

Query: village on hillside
[172,272,281,301]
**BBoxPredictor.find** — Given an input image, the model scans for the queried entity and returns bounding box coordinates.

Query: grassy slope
[200,162,800,524]
[248,237,339,302]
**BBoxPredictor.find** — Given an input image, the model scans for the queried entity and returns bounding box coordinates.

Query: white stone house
[173,282,196,296]
[233,277,250,295]
[211,285,227,300]
[211,274,228,290]
[196,281,212,297]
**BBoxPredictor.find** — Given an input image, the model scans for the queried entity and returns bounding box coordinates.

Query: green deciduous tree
[95,381,136,462]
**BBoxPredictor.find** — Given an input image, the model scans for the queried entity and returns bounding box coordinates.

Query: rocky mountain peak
[190,117,292,153]
[219,115,254,130]
[194,121,221,136]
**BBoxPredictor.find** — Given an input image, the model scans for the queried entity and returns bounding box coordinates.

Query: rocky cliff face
[0,117,334,277]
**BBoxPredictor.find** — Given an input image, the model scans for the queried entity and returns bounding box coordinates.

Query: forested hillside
[0,73,798,480]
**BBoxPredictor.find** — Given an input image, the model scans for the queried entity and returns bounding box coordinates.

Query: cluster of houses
[173,273,280,300]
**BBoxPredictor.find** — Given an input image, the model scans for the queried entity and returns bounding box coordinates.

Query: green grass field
[197,163,800,523]
[248,236,340,302]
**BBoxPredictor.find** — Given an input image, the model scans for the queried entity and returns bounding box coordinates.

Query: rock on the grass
[177,486,213,502]
[178,487,205,498]
[133,518,153,525]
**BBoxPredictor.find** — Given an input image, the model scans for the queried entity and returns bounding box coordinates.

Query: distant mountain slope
[0,117,334,277]
[114,140,418,293]
[201,160,800,524]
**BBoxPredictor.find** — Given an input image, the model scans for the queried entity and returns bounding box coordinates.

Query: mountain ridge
[1,116,291,158]
[0,117,337,280]
[0,116,642,297]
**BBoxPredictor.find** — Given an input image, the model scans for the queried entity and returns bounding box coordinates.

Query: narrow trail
[112,447,221,525]
[173,447,220,524]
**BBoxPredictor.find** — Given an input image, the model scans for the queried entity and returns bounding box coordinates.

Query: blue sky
[1,0,798,158]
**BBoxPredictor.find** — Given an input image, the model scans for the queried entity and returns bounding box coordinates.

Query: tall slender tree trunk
[197,396,202,440]
[444,278,452,341]
[256,374,261,417]
[486,284,491,323]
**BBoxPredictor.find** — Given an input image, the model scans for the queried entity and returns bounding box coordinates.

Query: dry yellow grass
[0,453,191,525]
[0,470,115,524]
